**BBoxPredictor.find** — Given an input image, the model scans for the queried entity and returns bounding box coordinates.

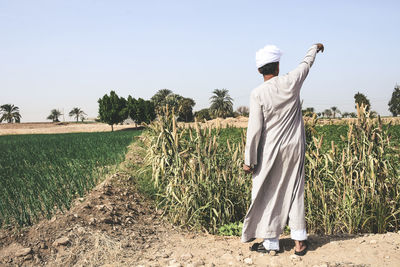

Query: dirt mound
[0,171,172,266]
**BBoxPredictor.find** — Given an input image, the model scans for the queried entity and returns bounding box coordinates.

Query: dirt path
[1,140,400,267]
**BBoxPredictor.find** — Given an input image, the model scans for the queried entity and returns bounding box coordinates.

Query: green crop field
[0,130,142,227]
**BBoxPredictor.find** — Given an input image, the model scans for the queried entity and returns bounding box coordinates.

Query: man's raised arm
[289,43,324,86]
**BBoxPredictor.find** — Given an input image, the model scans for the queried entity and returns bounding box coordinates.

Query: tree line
[1,84,400,124]
[302,88,400,119]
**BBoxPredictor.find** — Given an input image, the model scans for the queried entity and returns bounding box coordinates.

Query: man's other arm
[243,91,263,173]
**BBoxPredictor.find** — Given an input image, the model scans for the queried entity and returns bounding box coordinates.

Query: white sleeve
[244,92,264,166]
[288,45,318,88]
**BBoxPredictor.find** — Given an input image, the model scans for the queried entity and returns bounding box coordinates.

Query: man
[241,43,324,255]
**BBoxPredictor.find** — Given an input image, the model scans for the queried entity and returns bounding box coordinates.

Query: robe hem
[241,231,282,243]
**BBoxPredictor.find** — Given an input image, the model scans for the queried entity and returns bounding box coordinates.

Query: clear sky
[1,0,399,122]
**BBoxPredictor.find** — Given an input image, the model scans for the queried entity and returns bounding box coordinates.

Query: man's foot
[250,242,279,255]
[294,240,308,256]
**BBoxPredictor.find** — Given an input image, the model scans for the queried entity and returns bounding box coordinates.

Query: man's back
[241,44,324,255]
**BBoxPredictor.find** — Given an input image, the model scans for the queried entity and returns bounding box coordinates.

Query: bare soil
[0,122,136,136]
[1,128,400,267]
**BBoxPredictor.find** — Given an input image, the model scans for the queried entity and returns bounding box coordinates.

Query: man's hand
[315,43,324,53]
[243,164,254,174]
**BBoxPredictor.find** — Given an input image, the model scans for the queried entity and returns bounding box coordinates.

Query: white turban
[255,45,282,68]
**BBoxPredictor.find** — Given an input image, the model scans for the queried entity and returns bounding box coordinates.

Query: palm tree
[0,104,22,123]
[47,109,62,122]
[69,107,86,122]
[324,109,332,118]
[209,89,233,118]
[330,106,341,119]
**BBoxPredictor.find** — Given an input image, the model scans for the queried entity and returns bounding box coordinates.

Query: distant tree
[302,107,315,117]
[0,104,22,123]
[47,109,62,122]
[354,92,371,112]
[341,112,350,118]
[144,100,156,123]
[127,96,138,123]
[317,112,322,117]
[330,106,341,119]
[194,108,211,121]
[151,89,173,113]
[209,89,233,118]
[324,109,333,118]
[127,96,156,125]
[370,110,378,118]
[150,89,195,121]
[178,97,196,122]
[236,106,249,117]
[349,112,357,118]
[388,84,400,117]
[98,90,128,131]
[69,107,86,122]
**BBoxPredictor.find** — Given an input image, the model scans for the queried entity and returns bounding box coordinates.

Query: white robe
[241,45,318,242]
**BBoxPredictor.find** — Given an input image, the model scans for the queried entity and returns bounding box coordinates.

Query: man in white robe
[242,43,324,255]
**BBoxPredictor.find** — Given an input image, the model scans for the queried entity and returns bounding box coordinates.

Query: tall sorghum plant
[305,104,400,234]
[145,106,251,233]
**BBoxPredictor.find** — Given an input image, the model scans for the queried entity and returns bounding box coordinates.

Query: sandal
[294,240,308,256]
[250,242,279,254]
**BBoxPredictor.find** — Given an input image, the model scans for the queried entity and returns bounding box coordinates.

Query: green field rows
[0,130,142,227]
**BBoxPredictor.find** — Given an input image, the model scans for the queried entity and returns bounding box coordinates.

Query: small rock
[289,254,301,261]
[369,240,377,244]
[15,248,32,257]
[192,260,205,267]
[104,204,113,211]
[78,197,84,202]
[102,217,113,224]
[359,239,366,244]
[160,253,170,258]
[385,256,390,259]
[180,253,193,261]
[96,204,105,211]
[73,213,79,218]
[269,250,277,256]
[244,257,253,265]
[53,237,70,247]
[168,259,182,267]
[88,217,96,225]
[121,240,130,248]
[40,243,48,249]
[23,254,33,261]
